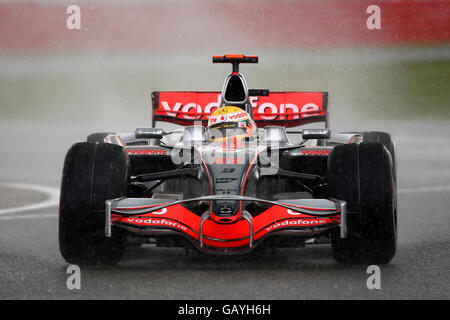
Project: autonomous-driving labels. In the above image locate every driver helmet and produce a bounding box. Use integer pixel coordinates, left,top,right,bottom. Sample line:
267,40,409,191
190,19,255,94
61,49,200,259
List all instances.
206,106,256,142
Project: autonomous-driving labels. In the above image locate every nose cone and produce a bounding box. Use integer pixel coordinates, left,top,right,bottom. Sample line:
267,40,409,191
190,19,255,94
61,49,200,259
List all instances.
211,204,242,224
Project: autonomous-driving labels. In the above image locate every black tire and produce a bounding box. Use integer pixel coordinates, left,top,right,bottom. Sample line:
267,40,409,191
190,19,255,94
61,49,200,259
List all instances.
86,132,115,143
361,131,396,182
328,142,397,264
59,142,129,266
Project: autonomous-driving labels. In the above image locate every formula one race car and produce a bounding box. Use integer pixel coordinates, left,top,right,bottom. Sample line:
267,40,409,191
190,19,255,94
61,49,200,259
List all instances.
59,54,397,265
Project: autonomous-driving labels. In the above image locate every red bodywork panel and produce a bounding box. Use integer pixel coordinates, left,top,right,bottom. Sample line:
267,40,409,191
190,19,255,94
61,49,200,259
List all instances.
113,203,339,249
152,91,328,128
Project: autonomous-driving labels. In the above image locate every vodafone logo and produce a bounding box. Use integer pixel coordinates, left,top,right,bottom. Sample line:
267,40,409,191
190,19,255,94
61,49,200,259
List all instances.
209,111,249,125
227,111,248,121
151,208,167,215
287,209,301,215
266,218,328,231
160,94,221,120
125,217,187,231
155,92,325,122
126,149,167,155
255,101,319,121
300,150,331,156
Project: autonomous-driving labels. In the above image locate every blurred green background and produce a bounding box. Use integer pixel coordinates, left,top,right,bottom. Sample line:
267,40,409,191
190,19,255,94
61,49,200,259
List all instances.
1,1,449,128
1,47,449,126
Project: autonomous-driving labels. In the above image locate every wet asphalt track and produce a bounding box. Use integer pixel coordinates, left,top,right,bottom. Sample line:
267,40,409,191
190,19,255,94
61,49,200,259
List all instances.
0,119,449,300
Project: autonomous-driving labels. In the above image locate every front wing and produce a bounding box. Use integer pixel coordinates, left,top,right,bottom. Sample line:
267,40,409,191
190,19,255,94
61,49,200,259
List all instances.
106,195,346,254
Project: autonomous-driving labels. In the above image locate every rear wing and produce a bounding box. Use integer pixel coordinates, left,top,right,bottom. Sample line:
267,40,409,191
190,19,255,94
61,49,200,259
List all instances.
151,91,328,128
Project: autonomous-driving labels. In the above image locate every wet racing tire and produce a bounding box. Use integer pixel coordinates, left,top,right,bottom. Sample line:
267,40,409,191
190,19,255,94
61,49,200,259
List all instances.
86,132,115,143
59,142,129,266
361,131,396,182
328,142,397,264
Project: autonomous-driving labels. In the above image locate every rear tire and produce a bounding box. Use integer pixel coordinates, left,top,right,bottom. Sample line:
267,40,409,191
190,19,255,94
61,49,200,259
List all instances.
86,132,115,143
361,131,396,182
59,142,129,266
328,142,397,264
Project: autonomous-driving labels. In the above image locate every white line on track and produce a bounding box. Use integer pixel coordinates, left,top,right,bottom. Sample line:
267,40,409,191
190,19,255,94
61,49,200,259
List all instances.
0,182,60,215
0,213,57,220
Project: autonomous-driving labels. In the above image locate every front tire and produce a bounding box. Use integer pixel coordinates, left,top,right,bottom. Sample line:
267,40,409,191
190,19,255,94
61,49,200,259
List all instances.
361,131,396,182
328,142,397,264
59,142,129,265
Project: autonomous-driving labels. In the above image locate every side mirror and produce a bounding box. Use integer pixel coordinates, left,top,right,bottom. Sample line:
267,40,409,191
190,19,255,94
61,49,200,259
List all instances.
264,126,291,146
135,128,164,139
302,129,331,140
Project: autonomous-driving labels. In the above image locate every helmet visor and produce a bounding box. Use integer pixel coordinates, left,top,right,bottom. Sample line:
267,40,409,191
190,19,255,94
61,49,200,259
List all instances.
205,120,250,141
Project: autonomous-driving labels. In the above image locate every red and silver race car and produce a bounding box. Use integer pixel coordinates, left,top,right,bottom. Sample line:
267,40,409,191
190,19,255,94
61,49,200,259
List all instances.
59,55,397,265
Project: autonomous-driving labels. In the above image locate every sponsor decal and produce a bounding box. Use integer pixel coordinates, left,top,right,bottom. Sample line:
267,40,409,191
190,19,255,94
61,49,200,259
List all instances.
126,149,167,155
266,218,328,231
300,149,331,156
287,209,301,215
227,110,249,121
125,217,187,231
216,106,231,114
150,208,167,215
155,92,326,121
208,116,218,124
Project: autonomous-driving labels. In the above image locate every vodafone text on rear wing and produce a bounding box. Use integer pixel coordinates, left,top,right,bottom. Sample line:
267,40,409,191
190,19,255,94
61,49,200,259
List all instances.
151,91,328,128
